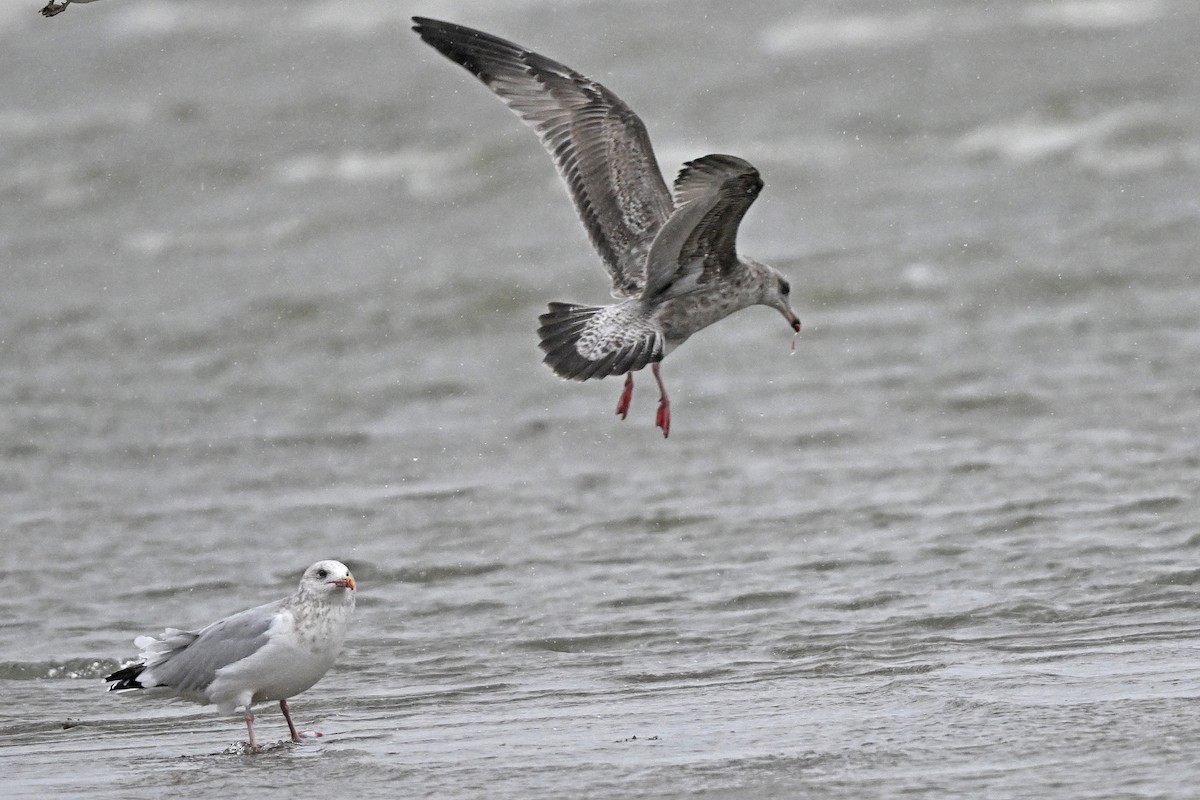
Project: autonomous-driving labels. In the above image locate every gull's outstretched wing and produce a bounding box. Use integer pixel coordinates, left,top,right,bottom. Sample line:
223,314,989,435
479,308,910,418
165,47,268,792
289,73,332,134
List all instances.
413,17,674,298
642,154,763,298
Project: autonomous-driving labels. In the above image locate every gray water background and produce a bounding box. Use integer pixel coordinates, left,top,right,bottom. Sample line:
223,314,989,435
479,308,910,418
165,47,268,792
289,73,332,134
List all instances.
2,0,1200,797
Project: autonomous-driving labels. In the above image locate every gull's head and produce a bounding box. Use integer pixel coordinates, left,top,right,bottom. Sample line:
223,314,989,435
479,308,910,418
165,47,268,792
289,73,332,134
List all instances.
300,560,356,596
748,258,802,334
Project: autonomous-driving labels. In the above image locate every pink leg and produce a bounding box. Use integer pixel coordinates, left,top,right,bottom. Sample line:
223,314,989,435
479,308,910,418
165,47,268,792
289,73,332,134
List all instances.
280,698,322,742
652,363,670,438
280,698,301,743
616,373,634,419
243,709,260,753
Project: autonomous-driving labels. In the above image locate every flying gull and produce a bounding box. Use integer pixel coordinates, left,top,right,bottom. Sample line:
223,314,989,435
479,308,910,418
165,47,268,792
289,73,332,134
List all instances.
105,560,356,752
40,0,102,17
413,17,801,437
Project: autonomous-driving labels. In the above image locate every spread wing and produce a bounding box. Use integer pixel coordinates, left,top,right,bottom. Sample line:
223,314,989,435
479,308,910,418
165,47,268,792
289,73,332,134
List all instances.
642,154,763,299
413,17,674,298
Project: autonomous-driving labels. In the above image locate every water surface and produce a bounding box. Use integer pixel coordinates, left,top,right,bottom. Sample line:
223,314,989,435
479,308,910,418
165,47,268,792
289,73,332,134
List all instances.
2,0,1199,797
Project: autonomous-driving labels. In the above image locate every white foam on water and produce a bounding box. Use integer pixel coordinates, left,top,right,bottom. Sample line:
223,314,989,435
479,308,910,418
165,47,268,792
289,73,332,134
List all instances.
103,1,244,39
0,102,152,141
761,10,940,54
1022,0,1164,29
298,0,599,37
298,0,410,37
123,216,305,258
957,104,1177,173
271,146,475,199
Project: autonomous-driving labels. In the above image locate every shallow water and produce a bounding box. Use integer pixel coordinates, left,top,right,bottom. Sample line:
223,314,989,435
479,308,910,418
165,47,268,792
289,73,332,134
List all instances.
2,0,1200,797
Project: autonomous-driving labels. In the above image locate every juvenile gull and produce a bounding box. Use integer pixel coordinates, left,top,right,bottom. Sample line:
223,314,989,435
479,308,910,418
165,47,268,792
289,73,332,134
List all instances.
105,560,356,752
40,0,102,17
413,17,802,437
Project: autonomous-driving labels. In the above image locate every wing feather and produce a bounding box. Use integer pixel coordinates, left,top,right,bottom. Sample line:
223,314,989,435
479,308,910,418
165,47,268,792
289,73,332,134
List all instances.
673,154,763,284
414,17,674,297
137,603,281,696
642,154,763,298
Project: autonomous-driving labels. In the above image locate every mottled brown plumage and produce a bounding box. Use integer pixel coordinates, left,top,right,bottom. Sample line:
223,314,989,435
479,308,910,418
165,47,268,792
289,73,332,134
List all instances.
413,18,801,437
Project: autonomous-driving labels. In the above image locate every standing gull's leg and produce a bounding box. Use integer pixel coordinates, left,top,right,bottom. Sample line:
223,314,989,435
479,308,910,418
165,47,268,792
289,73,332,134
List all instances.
280,697,323,741
280,698,301,743
243,709,260,752
652,363,670,438
616,373,634,419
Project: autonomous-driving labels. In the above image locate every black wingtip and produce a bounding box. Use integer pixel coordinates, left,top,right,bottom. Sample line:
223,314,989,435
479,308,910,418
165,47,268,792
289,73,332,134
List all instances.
104,662,147,691
411,17,483,44
411,16,450,45
411,17,500,81
675,154,759,188
411,16,440,43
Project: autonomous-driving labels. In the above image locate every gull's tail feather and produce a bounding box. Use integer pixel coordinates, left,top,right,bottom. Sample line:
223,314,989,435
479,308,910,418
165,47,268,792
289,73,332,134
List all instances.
105,662,147,692
538,302,663,381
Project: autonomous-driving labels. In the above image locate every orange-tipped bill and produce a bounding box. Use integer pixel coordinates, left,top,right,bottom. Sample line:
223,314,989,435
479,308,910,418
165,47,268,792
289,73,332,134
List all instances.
331,576,355,590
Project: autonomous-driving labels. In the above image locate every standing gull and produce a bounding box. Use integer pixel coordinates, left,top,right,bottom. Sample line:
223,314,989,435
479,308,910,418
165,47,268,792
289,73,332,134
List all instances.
105,560,356,752
413,17,802,437
40,0,102,17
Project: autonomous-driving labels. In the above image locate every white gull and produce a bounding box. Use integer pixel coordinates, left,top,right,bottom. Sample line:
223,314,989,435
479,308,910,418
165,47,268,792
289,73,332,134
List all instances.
413,17,802,438
105,560,356,752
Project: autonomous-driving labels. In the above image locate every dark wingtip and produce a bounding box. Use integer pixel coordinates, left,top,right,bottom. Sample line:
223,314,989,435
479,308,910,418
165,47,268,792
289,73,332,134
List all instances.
410,17,501,82
672,153,763,207
104,662,147,691
411,16,441,36
411,17,447,44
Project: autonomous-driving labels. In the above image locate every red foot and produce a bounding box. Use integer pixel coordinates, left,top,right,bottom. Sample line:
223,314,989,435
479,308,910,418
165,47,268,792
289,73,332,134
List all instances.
655,400,670,438
616,373,634,419
651,363,670,438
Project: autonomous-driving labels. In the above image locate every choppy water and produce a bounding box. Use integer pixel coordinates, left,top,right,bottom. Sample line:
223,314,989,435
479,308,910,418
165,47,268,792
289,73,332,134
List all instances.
3,0,1200,797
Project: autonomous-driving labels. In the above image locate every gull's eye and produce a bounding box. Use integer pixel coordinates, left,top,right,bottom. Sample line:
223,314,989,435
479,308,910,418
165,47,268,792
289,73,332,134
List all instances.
316,568,329,579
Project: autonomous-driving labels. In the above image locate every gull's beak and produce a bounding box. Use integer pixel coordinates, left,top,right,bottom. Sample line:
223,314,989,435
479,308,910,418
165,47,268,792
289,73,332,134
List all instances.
769,292,801,333
331,576,355,590
777,304,801,353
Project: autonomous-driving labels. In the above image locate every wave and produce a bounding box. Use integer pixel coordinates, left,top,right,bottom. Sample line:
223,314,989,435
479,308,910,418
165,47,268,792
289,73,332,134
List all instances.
957,104,1196,174
761,10,940,55
0,102,150,143
122,216,307,258
271,146,473,199
1022,0,1164,30
762,1,1165,56
0,658,114,681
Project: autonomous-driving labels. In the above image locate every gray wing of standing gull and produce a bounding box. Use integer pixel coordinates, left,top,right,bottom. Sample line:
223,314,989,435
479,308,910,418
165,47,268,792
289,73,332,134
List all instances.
135,603,279,695
413,17,674,298
642,154,765,299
